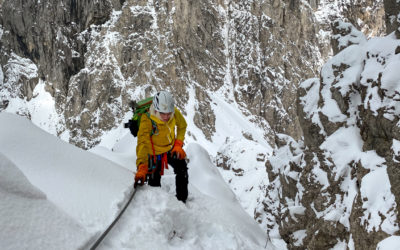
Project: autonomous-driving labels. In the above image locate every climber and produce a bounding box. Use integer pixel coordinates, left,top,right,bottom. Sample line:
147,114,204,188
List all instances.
134,90,189,203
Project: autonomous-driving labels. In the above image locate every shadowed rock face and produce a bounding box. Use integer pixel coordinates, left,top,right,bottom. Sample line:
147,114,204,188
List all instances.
0,0,386,148
0,0,115,97
384,0,400,38
0,0,120,147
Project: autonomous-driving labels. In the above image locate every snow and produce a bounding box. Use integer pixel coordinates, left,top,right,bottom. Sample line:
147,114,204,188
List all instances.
96,143,268,250
188,143,237,203
214,136,270,214
4,53,38,82
332,21,367,50
299,78,326,134
321,126,364,176
292,229,306,247
381,54,400,96
0,112,270,249
360,166,398,234
288,206,306,220
377,236,400,250
360,34,400,116
1,52,64,136
331,240,347,250
319,124,398,234
319,45,364,123
0,152,89,250
0,112,133,234
180,84,275,229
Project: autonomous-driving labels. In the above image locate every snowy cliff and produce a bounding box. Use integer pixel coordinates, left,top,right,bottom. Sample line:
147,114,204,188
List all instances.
263,21,400,249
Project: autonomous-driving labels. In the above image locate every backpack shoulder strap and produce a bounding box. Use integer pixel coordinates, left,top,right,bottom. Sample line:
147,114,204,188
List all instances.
145,112,158,164
146,112,158,136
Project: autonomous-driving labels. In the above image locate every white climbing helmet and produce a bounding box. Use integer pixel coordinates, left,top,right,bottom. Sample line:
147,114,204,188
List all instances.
153,91,175,113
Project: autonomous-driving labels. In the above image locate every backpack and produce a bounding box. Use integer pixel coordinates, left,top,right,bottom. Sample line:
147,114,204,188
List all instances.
125,97,154,137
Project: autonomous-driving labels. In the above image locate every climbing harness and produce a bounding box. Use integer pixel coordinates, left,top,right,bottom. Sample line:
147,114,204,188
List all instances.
88,185,138,250
147,152,169,181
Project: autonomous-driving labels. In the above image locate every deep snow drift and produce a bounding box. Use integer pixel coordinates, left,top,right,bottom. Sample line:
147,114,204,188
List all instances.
0,112,273,250
0,152,89,250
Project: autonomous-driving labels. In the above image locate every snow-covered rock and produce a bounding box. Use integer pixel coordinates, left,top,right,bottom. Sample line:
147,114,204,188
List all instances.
263,21,400,249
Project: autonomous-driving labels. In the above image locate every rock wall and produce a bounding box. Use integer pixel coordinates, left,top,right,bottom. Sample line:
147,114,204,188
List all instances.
0,0,120,100
262,21,400,249
0,0,389,148
1,0,334,148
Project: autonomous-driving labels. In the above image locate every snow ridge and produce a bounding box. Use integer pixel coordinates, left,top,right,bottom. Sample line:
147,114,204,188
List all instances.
0,112,269,249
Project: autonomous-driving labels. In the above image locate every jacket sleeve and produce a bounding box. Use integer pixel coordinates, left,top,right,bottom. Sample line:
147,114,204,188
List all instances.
136,114,152,167
174,108,187,142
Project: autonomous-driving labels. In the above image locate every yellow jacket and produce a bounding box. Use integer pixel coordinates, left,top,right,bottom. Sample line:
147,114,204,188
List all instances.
136,106,187,166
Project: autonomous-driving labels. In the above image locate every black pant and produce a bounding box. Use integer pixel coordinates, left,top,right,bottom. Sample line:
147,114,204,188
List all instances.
147,152,188,202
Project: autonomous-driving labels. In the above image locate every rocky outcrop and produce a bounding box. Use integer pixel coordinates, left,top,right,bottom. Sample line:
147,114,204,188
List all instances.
263,21,400,249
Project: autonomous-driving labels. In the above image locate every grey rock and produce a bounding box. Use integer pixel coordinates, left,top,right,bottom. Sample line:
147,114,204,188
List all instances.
384,0,400,38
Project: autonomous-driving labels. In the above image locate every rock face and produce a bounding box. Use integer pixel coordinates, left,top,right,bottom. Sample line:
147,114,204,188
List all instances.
1,0,382,148
341,0,386,37
384,0,400,38
0,0,122,145
0,0,118,99
262,21,400,249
